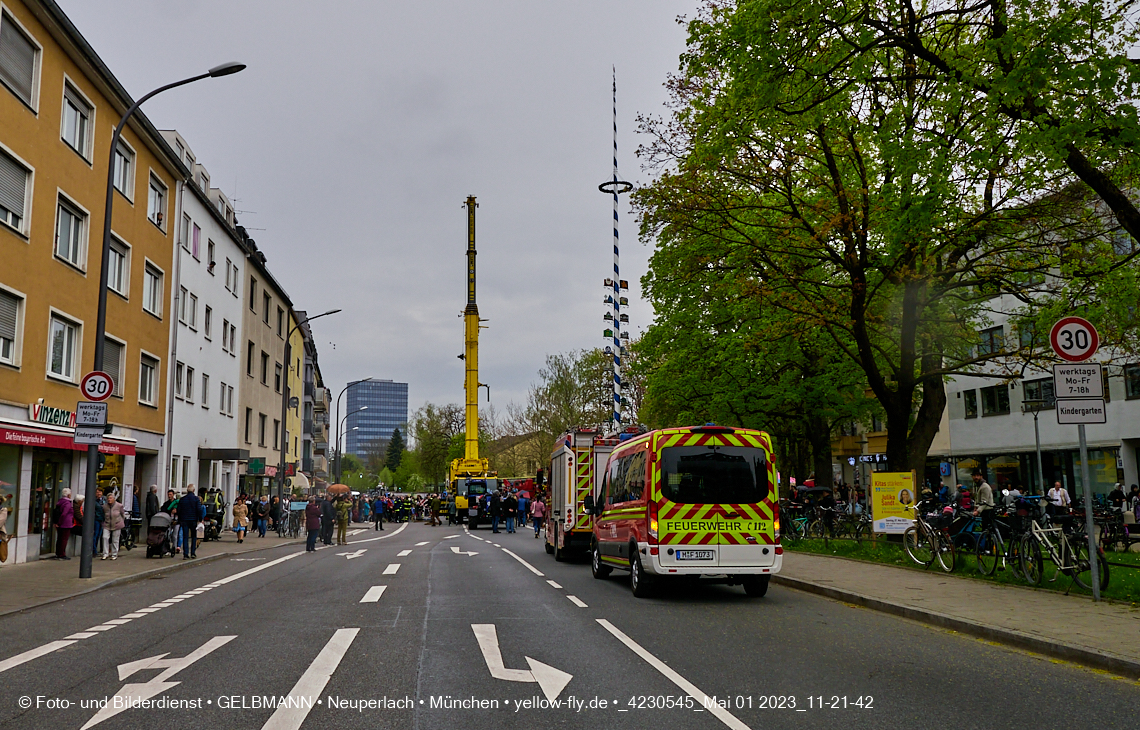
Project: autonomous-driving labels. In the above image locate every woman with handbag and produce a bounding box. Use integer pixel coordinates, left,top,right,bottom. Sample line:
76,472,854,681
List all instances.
232,498,250,543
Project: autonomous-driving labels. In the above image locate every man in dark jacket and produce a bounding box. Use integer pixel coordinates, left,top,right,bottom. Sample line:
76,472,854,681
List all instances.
305,497,322,552
319,494,335,545
145,485,160,526
372,496,385,531
490,491,502,534
176,486,202,559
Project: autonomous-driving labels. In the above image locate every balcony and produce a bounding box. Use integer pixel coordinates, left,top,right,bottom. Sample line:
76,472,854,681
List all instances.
313,455,328,477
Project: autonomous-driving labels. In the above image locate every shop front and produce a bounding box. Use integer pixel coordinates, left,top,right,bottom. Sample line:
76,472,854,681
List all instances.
0,419,136,564
950,447,1121,501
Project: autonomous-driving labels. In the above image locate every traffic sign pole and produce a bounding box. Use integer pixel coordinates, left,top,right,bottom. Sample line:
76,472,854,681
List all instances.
1077,424,1100,600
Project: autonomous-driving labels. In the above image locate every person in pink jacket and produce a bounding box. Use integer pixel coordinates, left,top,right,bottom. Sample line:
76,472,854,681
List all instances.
530,496,546,538
102,492,126,560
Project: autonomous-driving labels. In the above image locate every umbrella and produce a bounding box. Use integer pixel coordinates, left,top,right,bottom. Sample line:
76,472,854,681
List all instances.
327,483,350,496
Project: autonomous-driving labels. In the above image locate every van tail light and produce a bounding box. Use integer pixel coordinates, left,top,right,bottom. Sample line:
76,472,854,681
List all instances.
773,501,780,542
648,502,659,544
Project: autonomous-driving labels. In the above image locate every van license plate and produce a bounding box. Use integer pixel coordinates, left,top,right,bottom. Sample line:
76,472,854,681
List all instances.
468,509,479,517
676,550,714,561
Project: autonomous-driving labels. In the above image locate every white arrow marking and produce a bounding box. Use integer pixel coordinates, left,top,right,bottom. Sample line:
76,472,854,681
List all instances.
471,624,572,702
450,546,479,556
82,636,236,729
360,586,387,603
336,549,367,559
262,628,358,730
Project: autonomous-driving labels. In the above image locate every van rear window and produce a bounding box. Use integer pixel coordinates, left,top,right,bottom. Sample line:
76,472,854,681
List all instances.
661,446,769,504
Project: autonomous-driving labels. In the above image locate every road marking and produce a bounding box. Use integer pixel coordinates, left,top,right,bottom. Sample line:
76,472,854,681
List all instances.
172,594,194,599
82,636,236,729
214,552,301,585
136,608,162,613
450,546,479,556
86,625,117,632
336,549,367,559
262,628,359,730
348,521,407,544
501,548,544,576
120,613,146,619
66,632,97,640
444,534,460,539
567,596,588,608
148,602,173,608
596,619,751,730
472,624,572,702
415,541,430,546
546,580,562,589
164,598,184,602
383,564,401,575
493,543,501,547
348,529,365,536
397,549,413,556
360,586,387,603
0,641,77,673
104,619,132,625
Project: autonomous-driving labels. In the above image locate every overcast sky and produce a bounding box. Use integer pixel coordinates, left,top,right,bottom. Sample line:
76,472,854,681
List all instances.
58,0,697,433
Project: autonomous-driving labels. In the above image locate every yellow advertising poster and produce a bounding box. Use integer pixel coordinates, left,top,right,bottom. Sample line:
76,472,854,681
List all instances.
872,471,916,534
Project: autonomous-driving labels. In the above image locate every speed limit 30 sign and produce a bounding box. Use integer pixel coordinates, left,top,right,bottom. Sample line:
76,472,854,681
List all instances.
1049,317,1099,362
80,371,114,402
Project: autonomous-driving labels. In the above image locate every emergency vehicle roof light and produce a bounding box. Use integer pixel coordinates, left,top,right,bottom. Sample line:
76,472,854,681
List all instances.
690,425,736,434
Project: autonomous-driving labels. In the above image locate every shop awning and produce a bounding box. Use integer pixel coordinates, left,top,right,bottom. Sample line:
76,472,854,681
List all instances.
198,447,250,461
0,422,136,456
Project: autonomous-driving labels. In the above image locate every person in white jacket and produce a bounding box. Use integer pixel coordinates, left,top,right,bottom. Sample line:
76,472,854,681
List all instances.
102,492,126,560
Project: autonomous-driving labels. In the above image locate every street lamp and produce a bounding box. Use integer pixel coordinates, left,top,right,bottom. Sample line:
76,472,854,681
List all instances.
1023,399,1049,495
278,309,341,500
79,62,246,580
336,408,368,482
334,378,373,482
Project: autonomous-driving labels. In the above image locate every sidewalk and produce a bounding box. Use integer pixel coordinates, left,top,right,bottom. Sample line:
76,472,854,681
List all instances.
775,551,1140,677
0,528,307,616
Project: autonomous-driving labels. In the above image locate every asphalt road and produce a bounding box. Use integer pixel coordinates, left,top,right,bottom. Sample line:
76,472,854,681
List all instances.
0,519,1134,730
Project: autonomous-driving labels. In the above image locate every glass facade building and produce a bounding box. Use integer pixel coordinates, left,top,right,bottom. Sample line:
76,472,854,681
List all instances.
346,380,409,460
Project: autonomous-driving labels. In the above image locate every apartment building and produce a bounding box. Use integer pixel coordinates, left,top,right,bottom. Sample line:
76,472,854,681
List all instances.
0,0,185,562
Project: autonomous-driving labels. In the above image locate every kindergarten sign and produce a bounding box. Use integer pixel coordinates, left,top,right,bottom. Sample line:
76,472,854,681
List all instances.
872,471,916,534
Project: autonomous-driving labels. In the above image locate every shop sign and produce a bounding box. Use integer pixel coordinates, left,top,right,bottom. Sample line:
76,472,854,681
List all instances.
0,426,134,455
859,454,888,463
248,457,265,475
28,403,77,428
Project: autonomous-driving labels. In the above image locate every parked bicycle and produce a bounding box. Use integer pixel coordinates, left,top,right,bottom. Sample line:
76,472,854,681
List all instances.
1020,516,1110,592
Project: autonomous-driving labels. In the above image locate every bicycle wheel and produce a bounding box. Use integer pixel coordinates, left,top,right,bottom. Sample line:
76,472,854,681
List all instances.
934,531,956,573
975,528,1002,575
1071,540,1110,592
1018,534,1042,586
807,520,825,539
903,525,934,566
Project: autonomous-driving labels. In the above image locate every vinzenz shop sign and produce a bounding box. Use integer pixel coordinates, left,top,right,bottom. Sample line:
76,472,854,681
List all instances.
28,403,77,428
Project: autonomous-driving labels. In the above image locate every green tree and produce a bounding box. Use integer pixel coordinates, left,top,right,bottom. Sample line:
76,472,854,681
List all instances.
336,453,362,482
386,428,405,470
635,0,1140,472
409,403,464,484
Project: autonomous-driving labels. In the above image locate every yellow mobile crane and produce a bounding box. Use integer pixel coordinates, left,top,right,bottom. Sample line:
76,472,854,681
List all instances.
449,196,498,528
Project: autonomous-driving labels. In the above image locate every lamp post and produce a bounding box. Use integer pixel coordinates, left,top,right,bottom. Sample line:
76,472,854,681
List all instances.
336,409,368,482
79,62,246,580
1023,399,1049,495
334,378,373,482
278,309,340,500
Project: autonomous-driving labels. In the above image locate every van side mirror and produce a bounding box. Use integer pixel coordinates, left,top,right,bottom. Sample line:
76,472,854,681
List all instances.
583,494,595,514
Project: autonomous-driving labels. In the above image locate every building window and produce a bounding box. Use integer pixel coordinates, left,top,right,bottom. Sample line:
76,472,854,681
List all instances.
192,223,201,260
54,198,86,268
964,389,978,419
224,258,232,290
1023,377,1055,410
277,307,284,337
178,286,188,323
185,366,194,403
273,420,280,451
180,214,190,249
249,276,257,311
247,341,255,376
147,175,166,227
229,324,236,356
258,413,267,446
0,288,19,364
261,351,269,385
227,385,234,416
61,83,92,159
143,263,163,317
48,314,79,380
174,361,184,397
0,149,29,233
204,306,212,339
113,142,133,197
275,362,282,393
219,381,227,412
201,373,209,409
0,10,39,108
139,354,157,405
245,408,253,443
980,384,1010,416
187,293,197,329
100,337,123,397
1125,365,1140,400
221,319,230,352
1019,322,1036,350
108,238,128,296
263,292,271,325
977,326,1004,357
207,240,215,272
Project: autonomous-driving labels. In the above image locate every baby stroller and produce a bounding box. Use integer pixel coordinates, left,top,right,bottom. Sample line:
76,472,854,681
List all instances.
146,512,175,558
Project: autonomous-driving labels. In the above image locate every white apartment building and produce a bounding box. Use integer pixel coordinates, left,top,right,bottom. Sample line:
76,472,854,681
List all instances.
161,131,247,512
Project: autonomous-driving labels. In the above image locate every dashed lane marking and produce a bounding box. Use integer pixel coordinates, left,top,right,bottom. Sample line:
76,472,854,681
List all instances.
397,549,413,557
500,548,544,577
546,580,562,589
360,586,387,603
415,541,430,546
383,564,401,575
567,596,588,608
0,641,77,674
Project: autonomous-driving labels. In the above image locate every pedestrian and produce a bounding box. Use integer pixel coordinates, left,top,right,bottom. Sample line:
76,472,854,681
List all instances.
1046,480,1070,518
305,496,321,551
335,495,351,545
102,492,126,560
361,499,371,523
490,491,502,533
254,495,269,538
177,485,202,559
504,491,517,533
517,492,529,526
430,493,441,527
232,497,249,543
320,494,335,545
269,495,283,536
145,485,160,526
53,488,74,560
92,487,105,556
531,495,545,538
372,495,385,531
971,470,995,530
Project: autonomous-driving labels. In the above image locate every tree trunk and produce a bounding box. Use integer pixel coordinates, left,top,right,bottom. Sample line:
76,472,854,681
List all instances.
806,414,833,489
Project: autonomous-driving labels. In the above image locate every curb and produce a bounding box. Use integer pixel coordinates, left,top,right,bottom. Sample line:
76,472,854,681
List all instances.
771,574,1140,678
0,537,302,619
